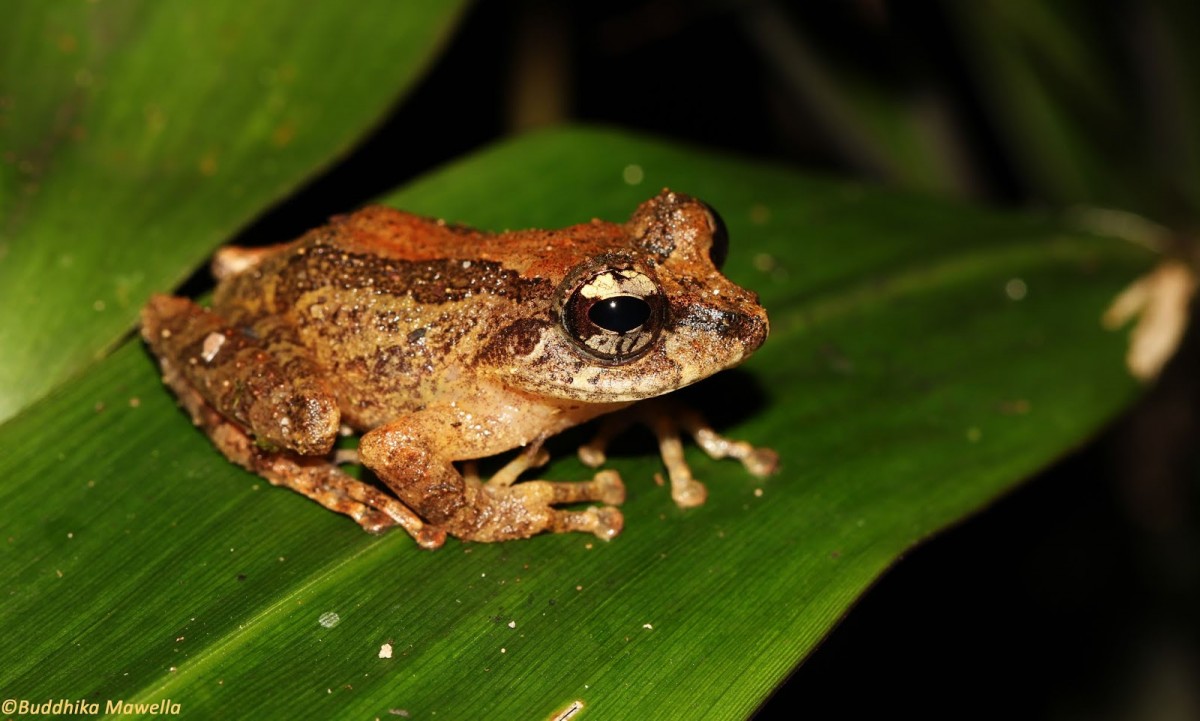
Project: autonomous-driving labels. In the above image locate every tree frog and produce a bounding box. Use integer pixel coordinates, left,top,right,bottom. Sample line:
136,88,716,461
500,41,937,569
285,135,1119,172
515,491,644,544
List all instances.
141,190,776,549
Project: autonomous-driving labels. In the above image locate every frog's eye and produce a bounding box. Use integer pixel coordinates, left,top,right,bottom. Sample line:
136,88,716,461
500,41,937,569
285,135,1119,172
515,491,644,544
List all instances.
702,202,729,270
562,268,664,363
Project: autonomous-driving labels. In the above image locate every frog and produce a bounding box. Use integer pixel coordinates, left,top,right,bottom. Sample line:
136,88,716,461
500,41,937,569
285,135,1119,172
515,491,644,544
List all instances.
140,189,776,549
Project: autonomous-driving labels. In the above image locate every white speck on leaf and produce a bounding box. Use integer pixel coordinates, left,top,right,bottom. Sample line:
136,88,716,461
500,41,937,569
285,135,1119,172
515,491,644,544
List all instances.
318,612,340,628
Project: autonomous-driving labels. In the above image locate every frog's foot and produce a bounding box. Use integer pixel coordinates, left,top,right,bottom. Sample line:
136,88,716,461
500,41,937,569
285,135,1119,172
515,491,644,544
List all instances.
233,434,445,549
257,453,446,549
446,473,625,543
457,442,624,540
578,398,778,509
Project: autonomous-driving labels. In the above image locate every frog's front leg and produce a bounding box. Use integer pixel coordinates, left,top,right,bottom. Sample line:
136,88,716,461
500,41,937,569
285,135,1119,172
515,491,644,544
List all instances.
358,417,625,543
579,398,778,508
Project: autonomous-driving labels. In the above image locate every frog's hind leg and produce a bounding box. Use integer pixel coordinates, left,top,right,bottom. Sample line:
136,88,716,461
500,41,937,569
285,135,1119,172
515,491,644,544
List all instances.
141,294,445,549
254,451,445,549
141,294,340,455
199,389,443,548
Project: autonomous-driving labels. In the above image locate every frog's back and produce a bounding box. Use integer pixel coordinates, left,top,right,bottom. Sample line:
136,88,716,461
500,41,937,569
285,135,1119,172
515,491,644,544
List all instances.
213,207,556,429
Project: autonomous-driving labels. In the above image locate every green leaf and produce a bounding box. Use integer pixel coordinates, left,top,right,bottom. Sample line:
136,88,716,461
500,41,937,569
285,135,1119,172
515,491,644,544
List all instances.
0,128,1150,718
0,0,467,423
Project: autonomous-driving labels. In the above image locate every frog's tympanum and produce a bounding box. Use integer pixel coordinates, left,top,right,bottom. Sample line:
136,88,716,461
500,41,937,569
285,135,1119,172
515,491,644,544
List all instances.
142,190,776,549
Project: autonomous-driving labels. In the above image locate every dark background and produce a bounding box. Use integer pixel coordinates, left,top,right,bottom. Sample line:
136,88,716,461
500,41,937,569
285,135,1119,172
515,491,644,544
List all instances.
233,2,1200,718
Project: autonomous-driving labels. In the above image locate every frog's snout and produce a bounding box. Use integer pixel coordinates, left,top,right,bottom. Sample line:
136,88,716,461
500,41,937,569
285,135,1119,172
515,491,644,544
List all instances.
719,302,768,354
676,302,769,354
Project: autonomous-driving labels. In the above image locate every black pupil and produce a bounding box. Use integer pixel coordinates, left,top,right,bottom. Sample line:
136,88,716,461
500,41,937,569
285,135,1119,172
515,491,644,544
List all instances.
588,296,651,333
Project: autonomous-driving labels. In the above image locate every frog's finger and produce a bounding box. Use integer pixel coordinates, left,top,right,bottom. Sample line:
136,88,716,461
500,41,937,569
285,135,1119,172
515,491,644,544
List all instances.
677,407,780,478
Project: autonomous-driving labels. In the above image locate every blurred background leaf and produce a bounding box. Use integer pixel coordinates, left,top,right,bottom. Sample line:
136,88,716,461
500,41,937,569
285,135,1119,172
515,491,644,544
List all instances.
722,2,1200,224
0,1,467,423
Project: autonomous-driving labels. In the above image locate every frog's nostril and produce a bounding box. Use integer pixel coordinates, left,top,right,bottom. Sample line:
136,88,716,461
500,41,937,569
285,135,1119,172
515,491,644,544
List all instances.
733,311,768,352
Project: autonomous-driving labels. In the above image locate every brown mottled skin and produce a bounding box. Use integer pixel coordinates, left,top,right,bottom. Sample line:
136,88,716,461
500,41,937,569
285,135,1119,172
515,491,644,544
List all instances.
141,190,774,549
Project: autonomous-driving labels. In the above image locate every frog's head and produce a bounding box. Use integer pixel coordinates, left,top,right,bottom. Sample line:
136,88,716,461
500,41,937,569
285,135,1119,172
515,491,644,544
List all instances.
481,191,769,404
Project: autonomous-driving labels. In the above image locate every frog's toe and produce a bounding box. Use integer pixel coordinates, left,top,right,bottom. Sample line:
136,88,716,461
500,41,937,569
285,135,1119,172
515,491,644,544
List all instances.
672,478,708,509
352,507,396,535
578,444,607,468
744,447,780,477
592,506,624,540
594,469,625,505
548,505,623,540
413,525,447,550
